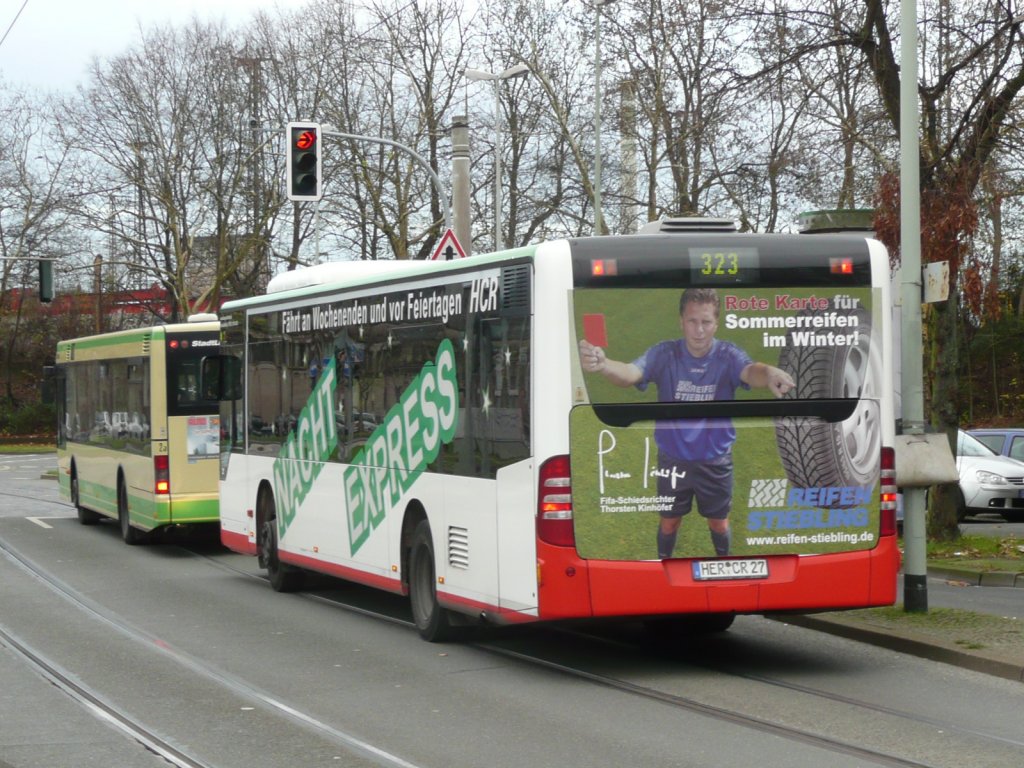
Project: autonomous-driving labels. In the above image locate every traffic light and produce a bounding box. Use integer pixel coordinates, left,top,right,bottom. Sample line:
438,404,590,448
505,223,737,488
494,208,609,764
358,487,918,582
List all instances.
286,121,322,202
39,259,53,303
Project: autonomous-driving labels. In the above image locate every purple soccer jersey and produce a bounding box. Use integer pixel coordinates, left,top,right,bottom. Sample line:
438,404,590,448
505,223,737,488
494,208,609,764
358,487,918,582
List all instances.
633,338,752,460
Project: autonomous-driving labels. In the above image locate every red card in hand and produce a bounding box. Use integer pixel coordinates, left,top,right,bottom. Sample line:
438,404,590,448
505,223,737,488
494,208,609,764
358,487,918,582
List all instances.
583,314,608,347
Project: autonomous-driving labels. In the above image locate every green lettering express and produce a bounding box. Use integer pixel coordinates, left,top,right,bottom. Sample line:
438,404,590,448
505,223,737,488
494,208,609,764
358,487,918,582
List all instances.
272,359,339,537
344,339,459,555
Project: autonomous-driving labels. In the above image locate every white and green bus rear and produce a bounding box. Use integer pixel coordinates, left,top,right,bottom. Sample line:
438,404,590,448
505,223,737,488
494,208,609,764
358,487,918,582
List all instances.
55,317,221,543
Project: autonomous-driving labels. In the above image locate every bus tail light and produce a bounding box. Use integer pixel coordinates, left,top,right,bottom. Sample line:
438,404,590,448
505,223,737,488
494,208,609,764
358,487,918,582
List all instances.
154,454,170,495
537,455,575,547
879,446,897,536
829,257,855,275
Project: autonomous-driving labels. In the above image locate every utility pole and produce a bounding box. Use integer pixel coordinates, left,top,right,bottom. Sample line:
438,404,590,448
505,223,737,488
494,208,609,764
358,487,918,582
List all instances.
619,79,638,233
93,254,103,334
900,0,928,613
451,115,472,257
235,49,272,288
593,0,618,235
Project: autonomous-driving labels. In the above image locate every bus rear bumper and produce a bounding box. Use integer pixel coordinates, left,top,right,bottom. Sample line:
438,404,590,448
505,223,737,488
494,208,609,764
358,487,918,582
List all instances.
537,537,901,620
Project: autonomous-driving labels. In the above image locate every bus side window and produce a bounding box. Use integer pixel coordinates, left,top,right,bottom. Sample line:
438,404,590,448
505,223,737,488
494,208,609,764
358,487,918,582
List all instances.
201,355,242,401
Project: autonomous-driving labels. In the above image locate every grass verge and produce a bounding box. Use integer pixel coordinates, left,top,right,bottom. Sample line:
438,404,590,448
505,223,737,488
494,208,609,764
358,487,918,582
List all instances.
0,443,56,454
829,605,1024,654
924,534,1024,572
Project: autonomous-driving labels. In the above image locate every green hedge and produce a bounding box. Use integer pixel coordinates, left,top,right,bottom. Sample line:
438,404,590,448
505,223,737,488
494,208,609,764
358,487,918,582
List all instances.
0,402,56,437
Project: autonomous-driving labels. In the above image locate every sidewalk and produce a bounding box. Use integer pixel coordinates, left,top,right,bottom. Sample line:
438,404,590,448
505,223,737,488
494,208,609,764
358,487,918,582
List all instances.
781,565,1024,683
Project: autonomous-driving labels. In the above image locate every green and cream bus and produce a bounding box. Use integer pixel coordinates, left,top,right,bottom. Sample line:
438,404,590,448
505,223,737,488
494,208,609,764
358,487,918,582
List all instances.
55,316,221,543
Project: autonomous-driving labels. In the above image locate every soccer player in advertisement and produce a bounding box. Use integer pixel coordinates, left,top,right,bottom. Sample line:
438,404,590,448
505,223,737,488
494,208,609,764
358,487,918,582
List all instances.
579,288,795,558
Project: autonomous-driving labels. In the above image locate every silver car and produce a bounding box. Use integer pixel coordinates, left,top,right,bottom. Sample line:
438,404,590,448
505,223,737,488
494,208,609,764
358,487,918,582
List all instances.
956,430,1024,522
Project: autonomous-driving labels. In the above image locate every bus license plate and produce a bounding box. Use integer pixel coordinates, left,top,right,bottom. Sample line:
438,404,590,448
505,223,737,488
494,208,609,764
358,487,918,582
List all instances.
692,559,769,581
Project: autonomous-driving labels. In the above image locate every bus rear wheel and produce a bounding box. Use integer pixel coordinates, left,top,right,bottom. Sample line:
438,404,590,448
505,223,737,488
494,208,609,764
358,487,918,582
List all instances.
71,467,101,525
118,480,145,545
409,520,457,642
644,613,736,638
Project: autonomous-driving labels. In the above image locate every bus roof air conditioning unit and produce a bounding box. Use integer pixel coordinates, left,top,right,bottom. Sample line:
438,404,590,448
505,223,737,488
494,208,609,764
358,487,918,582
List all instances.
637,217,738,234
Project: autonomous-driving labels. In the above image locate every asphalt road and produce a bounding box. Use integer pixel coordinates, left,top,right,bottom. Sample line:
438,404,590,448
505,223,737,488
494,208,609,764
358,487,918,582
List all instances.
961,510,1024,538
2,452,1023,768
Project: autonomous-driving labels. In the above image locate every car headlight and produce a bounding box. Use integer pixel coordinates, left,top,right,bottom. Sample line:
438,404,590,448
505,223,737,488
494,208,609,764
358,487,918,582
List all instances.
975,469,1008,485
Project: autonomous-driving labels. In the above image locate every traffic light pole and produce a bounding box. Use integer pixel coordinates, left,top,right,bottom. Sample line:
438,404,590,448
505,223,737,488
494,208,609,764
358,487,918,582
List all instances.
322,130,452,232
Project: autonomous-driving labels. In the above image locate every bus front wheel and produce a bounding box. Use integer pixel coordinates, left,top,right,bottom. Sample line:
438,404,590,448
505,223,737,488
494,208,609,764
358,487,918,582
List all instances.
408,520,457,642
260,494,304,593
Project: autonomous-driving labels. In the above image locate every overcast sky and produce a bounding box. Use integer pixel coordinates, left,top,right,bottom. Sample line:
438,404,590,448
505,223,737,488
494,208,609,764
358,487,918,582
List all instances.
0,0,309,92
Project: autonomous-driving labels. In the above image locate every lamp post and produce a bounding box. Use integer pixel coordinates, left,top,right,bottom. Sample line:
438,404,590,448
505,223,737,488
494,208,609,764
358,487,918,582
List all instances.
594,0,618,236
93,254,103,334
465,63,531,252
899,0,927,613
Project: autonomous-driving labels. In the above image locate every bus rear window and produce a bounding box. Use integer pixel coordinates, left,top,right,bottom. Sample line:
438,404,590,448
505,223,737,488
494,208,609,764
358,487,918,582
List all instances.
167,334,219,415
573,285,877,406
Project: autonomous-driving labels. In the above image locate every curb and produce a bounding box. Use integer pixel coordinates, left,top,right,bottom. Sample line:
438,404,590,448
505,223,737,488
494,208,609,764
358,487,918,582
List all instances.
927,565,1024,588
778,614,1024,684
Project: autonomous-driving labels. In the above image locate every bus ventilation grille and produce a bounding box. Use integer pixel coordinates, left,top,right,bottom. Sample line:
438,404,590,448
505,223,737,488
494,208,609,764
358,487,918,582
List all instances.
501,265,531,316
447,526,470,570
638,217,738,234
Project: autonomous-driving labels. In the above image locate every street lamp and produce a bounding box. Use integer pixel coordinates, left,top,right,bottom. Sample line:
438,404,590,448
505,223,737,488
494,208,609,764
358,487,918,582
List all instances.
594,0,618,236
465,62,531,252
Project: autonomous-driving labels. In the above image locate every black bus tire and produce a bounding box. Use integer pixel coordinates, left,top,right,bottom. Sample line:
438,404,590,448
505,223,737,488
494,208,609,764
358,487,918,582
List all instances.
644,613,735,638
71,465,101,525
260,493,304,593
118,478,145,545
409,520,458,642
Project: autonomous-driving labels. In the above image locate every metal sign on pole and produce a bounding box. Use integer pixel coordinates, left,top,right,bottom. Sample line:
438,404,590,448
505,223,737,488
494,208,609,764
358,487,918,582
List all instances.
923,262,950,303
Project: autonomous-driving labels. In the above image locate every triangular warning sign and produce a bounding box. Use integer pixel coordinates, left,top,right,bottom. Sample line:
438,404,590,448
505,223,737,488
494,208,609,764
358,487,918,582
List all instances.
430,228,467,261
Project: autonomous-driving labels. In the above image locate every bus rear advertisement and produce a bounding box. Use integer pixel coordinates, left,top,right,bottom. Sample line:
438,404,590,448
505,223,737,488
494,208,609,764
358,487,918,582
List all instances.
211,224,898,640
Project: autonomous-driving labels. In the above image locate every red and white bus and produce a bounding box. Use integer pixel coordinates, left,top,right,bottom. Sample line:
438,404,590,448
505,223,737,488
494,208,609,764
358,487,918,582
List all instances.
210,219,898,640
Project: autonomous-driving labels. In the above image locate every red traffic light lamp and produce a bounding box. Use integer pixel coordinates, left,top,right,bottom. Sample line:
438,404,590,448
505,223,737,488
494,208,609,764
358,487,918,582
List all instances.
286,122,322,202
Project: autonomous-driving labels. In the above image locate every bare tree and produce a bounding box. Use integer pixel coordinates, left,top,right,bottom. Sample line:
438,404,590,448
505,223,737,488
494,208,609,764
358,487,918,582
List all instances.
469,0,592,244
61,19,273,320
0,86,81,405
739,0,1024,537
